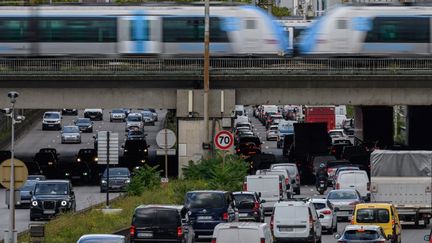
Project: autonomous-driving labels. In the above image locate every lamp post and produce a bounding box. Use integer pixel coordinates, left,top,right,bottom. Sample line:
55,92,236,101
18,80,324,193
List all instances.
203,0,210,155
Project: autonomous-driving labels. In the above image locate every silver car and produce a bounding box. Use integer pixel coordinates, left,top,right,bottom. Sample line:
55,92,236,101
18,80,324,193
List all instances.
61,125,81,144
335,225,391,243
125,113,144,132
310,198,337,234
110,109,126,122
270,163,301,195
326,189,362,221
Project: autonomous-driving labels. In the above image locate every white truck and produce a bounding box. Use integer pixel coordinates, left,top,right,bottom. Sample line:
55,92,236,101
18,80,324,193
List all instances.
244,175,286,215
370,150,432,226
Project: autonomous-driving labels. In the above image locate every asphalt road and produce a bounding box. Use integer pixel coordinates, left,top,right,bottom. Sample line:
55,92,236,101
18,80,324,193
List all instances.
0,108,167,241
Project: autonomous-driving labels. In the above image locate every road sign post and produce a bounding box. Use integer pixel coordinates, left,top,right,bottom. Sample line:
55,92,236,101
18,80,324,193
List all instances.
156,129,176,179
97,131,119,209
214,130,234,168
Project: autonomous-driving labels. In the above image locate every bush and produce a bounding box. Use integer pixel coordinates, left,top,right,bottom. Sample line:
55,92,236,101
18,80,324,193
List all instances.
127,165,161,196
170,179,208,204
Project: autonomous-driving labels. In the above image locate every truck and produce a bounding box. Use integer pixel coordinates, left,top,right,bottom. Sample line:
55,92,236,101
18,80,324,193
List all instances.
303,106,335,131
370,150,432,226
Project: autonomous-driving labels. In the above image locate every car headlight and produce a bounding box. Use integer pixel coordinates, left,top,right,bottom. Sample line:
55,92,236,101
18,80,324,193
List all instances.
60,200,67,207
94,157,98,162
55,120,61,124
125,179,130,183
48,162,53,165
124,149,128,152
144,149,148,153
77,158,81,162
101,180,107,184
31,201,38,207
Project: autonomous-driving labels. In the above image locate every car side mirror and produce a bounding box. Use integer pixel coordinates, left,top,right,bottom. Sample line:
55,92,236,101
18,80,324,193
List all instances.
258,192,262,197
334,207,339,212
261,199,266,203
334,233,341,239
319,214,325,219
424,235,430,241
71,191,75,196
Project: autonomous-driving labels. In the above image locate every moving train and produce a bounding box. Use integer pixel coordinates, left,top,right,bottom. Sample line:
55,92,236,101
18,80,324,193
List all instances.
298,5,432,56
0,4,290,56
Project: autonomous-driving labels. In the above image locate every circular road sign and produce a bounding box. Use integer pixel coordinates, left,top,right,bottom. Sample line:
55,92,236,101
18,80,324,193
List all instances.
0,159,28,189
214,130,234,150
156,129,177,149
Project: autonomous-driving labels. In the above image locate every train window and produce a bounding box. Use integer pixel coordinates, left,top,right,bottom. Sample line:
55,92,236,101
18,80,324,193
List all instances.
245,19,256,29
129,20,150,41
163,17,229,43
0,18,29,42
38,17,117,42
336,19,347,29
365,17,430,43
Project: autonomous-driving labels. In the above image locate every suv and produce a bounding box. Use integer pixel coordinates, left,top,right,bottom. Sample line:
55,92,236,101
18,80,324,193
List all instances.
232,191,264,222
100,167,131,193
84,108,103,121
184,191,237,240
271,200,322,243
61,109,78,116
42,111,62,130
33,149,58,178
122,140,149,169
130,205,189,243
30,180,76,221
126,113,144,132
110,109,126,122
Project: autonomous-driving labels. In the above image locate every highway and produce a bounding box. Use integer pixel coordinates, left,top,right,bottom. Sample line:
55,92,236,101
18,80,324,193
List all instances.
0,108,167,241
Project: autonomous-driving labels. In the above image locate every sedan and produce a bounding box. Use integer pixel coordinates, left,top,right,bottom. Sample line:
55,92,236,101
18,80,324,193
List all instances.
335,225,391,243
61,126,81,144
74,118,93,133
77,234,126,243
326,189,363,221
141,110,155,126
311,198,337,234
126,129,146,141
266,125,278,141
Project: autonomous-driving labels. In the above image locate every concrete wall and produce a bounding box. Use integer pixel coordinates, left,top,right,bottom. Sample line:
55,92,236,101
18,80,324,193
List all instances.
176,90,236,118
178,119,206,177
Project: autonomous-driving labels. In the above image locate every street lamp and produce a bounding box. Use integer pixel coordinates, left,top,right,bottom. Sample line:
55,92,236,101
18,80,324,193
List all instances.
3,91,25,243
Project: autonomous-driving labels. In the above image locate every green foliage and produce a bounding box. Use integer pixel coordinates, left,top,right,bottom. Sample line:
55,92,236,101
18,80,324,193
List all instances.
127,165,161,196
271,6,291,17
183,152,248,191
170,179,208,203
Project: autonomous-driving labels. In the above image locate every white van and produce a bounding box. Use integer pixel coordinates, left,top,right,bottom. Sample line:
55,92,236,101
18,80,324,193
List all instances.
212,222,273,243
271,201,322,243
255,169,293,199
262,105,278,115
335,170,370,201
244,175,286,215
235,105,246,117
336,115,347,129
335,105,347,116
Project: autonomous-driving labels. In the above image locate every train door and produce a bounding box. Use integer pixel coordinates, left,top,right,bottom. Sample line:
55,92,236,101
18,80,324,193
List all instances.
118,16,160,55
331,18,351,54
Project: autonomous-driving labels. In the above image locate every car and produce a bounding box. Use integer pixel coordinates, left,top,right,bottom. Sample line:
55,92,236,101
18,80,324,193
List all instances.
352,203,402,243
232,191,265,222
330,139,353,159
77,234,126,243
126,113,144,132
270,163,301,195
42,111,62,130
255,169,293,199
244,175,286,215
27,175,46,181
110,109,126,122
76,149,98,163
74,118,93,133
122,140,149,168
84,108,103,121
61,125,81,144
271,200,322,243
326,159,353,185
33,150,58,178
329,129,347,139
183,190,237,240
148,108,158,121
16,179,38,208
326,189,363,221
235,136,262,157
335,225,392,243
141,110,155,126
100,167,131,193
334,170,370,201
69,148,99,184
425,228,432,243
126,129,147,141
129,205,190,243
61,109,78,116
212,222,273,243
310,198,338,234
30,180,76,221
266,125,278,141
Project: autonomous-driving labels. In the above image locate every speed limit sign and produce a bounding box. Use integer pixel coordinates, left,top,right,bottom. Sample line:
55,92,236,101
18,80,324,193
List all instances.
214,130,234,150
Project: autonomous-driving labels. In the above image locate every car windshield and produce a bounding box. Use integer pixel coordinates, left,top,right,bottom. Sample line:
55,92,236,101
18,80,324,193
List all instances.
142,111,152,117
103,168,130,177
185,192,225,209
63,126,79,133
76,118,91,124
44,113,59,119
233,194,255,203
272,165,297,177
112,109,123,113
127,116,142,122
356,208,390,223
128,131,144,136
35,153,55,161
270,126,278,131
344,230,380,240
80,150,95,155
34,183,68,195
328,191,358,200
20,180,37,191
329,131,344,137
313,202,326,210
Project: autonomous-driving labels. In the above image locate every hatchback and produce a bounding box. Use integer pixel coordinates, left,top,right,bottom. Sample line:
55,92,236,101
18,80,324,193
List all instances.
77,234,126,243
335,225,391,243
310,198,337,234
326,189,363,221
232,191,264,222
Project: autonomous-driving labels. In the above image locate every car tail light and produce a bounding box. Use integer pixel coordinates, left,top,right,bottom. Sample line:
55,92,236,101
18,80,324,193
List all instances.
260,238,266,243
270,214,274,231
335,183,340,189
367,182,371,191
253,202,260,211
211,238,216,243
285,178,289,186
331,148,336,154
309,214,313,228
296,174,300,182
177,226,183,237
391,218,395,226
243,182,247,191
321,210,332,215
130,225,136,238
223,212,228,221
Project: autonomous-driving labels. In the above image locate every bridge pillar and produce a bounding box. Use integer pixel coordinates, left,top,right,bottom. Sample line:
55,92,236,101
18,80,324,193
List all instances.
406,105,432,149
354,106,394,148
176,89,235,177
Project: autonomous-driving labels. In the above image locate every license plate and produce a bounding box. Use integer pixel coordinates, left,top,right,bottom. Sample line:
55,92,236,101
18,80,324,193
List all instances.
137,232,153,238
239,213,248,217
44,210,55,214
48,124,54,127
320,183,325,187
198,216,212,220
279,227,293,232
339,211,351,216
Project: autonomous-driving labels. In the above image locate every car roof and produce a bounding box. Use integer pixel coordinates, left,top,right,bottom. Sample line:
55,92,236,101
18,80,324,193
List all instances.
232,191,256,196
328,189,358,194
310,198,328,203
128,113,142,116
344,225,383,231
355,203,393,209
36,180,70,184
329,129,345,132
187,190,227,194
271,163,296,167
215,222,267,229
135,204,184,211
338,170,367,176
84,108,102,112
44,111,60,114
63,125,79,128
275,201,309,207
78,234,125,240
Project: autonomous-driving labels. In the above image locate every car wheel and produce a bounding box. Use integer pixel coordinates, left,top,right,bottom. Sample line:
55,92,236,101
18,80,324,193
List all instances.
316,236,322,243
333,221,338,232
110,119,112,122
295,188,300,195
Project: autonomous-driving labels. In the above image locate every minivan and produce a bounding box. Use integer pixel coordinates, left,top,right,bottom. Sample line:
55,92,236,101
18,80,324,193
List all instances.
335,170,370,201
212,222,273,243
271,200,322,243
184,191,237,240
130,205,189,243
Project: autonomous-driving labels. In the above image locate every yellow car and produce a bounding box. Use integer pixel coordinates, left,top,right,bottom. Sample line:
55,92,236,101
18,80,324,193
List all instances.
351,203,401,243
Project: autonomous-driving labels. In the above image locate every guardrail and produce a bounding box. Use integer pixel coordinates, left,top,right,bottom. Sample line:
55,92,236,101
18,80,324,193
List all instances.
0,58,432,75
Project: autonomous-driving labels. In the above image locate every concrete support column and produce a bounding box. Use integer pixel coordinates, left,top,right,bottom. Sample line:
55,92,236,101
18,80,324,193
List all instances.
354,106,363,142
407,105,432,149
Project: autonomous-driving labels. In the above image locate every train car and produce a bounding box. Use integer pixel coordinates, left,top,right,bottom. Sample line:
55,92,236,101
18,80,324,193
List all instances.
298,5,432,56
0,4,289,56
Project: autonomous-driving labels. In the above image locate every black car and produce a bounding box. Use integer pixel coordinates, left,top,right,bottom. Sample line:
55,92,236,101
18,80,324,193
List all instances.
130,205,189,243
232,191,265,222
126,130,147,141
16,180,38,208
64,149,99,184
184,191,237,239
33,150,58,178
30,180,76,221
74,118,93,133
235,136,262,157
100,167,131,193
122,140,149,169
76,149,98,163
84,109,103,121
61,109,78,116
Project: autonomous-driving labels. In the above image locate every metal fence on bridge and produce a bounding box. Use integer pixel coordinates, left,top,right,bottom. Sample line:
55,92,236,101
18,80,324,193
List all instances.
0,58,432,75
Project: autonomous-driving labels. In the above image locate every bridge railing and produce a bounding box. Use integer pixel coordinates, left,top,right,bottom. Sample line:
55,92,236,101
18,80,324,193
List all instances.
0,58,432,75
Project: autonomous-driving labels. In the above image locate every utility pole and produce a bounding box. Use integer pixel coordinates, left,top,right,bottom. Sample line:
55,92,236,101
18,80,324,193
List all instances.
203,0,210,156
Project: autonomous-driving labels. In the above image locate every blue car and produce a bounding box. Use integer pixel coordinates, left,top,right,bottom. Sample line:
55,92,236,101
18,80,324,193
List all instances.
77,234,126,243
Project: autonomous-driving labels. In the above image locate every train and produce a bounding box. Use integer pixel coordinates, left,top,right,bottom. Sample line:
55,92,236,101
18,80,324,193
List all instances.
0,4,290,56
298,5,432,56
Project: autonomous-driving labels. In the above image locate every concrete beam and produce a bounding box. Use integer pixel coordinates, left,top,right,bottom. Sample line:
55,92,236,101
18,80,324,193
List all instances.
176,89,235,118
0,88,177,109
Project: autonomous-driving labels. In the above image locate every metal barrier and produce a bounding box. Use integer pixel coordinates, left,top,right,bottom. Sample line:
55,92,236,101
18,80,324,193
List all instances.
0,58,431,75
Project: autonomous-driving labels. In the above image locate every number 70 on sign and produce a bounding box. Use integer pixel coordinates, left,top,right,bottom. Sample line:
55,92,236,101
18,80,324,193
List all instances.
214,130,234,150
